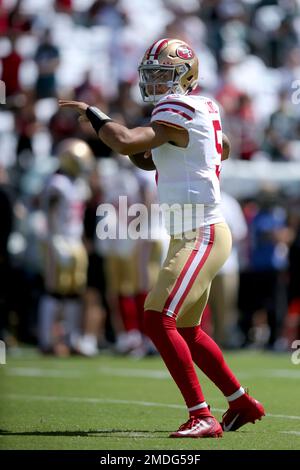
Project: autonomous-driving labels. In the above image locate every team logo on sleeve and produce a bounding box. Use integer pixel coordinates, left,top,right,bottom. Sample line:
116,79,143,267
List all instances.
176,45,194,59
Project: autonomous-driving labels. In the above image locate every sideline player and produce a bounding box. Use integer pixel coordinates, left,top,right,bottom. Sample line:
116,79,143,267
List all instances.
38,139,94,355
59,38,264,438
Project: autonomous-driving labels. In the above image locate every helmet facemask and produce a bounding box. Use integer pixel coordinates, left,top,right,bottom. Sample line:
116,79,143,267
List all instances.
138,61,190,103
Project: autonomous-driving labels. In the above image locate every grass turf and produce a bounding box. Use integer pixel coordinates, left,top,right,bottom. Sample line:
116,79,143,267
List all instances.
0,349,299,450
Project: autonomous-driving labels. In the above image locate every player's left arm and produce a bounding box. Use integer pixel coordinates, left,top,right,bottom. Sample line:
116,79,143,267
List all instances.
221,133,231,161
58,100,187,154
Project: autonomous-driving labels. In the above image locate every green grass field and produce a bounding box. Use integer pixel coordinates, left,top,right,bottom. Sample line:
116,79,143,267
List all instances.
0,349,299,450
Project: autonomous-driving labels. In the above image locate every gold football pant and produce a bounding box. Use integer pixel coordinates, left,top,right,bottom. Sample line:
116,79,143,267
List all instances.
144,222,232,327
43,237,87,296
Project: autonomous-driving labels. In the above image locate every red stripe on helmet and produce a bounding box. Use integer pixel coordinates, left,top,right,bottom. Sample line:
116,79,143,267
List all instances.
146,38,169,59
146,40,159,59
153,38,169,59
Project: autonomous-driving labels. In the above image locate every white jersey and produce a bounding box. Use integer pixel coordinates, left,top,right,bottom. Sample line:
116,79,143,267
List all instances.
151,93,224,234
96,160,140,256
43,173,86,240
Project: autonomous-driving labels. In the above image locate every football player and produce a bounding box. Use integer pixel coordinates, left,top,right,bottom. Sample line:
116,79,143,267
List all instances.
96,158,143,354
38,139,94,355
59,38,264,437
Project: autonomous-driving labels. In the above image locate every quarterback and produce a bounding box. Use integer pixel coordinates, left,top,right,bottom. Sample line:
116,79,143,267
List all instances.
59,38,264,438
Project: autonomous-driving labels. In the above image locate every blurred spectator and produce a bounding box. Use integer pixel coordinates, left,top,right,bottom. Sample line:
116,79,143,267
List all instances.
0,166,13,340
1,35,22,100
74,71,103,105
55,0,73,14
79,167,111,355
8,0,32,34
239,186,291,348
268,17,298,68
262,90,300,161
15,94,39,165
288,209,300,323
34,29,60,100
218,87,259,159
233,93,259,160
87,0,126,29
0,1,8,36
280,47,300,87
278,207,300,348
49,106,79,152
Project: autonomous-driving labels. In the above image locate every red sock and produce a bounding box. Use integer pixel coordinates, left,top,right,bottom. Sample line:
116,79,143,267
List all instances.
135,292,148,333
178,325,241,397
118,295,139,332
144,310,211,417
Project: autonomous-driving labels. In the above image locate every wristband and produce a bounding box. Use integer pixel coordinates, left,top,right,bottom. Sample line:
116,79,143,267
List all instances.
86,106,113,134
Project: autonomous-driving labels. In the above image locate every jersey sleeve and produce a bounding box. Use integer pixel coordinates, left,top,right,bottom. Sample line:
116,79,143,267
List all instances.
151,96,195,130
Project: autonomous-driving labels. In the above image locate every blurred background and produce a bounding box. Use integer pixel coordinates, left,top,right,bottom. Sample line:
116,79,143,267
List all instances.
1,0,300,358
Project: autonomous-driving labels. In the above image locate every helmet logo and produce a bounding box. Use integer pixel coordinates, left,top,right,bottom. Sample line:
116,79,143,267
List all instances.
176,45,194,59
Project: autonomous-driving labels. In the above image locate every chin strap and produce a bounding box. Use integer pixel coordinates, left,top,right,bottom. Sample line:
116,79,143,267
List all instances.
86,106,113,134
